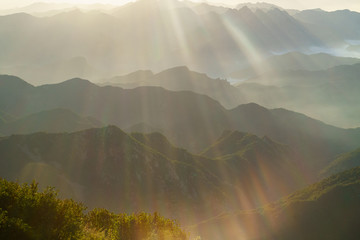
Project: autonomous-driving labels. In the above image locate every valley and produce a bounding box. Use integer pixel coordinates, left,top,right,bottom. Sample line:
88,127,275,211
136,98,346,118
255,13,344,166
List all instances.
1,0,360,239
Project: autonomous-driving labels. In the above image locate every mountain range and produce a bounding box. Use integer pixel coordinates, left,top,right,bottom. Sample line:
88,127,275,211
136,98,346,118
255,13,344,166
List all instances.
1,74,360,179
101,66,244,109
0,0,359,84
0,125,308,224
293,9,360,43
100,59,360,128
0,126,225,222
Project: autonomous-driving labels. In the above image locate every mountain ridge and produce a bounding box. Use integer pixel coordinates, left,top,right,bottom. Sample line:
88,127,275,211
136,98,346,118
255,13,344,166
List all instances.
1,74,360,178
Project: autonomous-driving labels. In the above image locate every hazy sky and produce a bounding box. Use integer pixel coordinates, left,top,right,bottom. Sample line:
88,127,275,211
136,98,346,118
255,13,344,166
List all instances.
0,0,359,12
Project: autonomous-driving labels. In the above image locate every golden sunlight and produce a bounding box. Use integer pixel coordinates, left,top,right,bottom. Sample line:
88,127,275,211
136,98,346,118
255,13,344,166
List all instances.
45,0,134,5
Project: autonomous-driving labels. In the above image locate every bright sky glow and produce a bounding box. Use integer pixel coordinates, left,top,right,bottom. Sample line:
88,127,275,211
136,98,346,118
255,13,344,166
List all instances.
0,0,360,12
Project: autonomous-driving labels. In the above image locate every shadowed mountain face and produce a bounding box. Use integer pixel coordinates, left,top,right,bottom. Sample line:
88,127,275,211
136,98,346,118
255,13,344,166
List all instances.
0,74,231,152
0,108,103,136
192,167,360,240
0,110,15,125
0,126,228,223
1,75,360,179
0,74,230,152
0,126,309,224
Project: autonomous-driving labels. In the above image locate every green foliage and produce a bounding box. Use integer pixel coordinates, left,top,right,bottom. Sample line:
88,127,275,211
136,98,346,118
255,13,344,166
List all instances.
85,208,116,233
0,178,189,240
109,212,188,240
283,166,360,204
0,209,31,240
84,209,188,240
0,179,85,239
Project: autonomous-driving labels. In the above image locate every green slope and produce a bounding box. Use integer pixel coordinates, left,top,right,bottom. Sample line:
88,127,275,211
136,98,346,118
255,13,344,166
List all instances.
201,130,291,160
200,130,305,205
0,126,228,224
133,131,306,206
321,147,360,177
192,167,360,240
0,127,315,224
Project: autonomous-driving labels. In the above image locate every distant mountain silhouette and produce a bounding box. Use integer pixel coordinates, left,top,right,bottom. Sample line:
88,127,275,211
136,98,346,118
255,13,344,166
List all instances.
237,63,360,127
294,9,360,43
103,70,154,87
0,2,116,17
236,2,283,11
189,2,228,15
0,56,99,85
231,52,360,80
0,0,344,84
105,62,360,128
103,66,244,108
192,167,360,240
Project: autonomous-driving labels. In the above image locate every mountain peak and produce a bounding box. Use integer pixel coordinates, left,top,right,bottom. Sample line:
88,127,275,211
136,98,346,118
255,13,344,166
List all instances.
237,5,253,14
237,2,283,12
128,0,184,9
0,75,34,89
156,65,190,75
231,102,268,112
79,125,129,141
201,130,264,158
56,77,96,87
0,12,36,19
